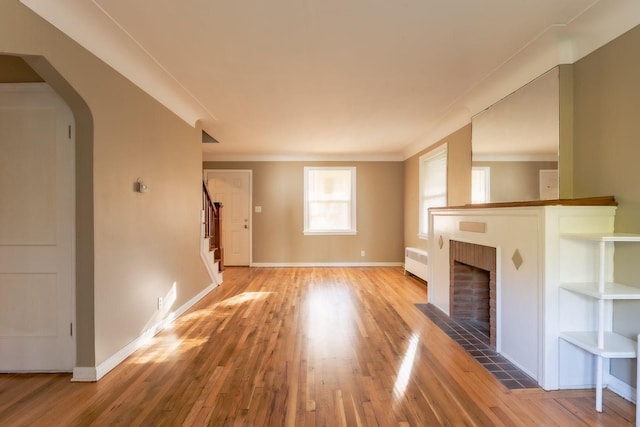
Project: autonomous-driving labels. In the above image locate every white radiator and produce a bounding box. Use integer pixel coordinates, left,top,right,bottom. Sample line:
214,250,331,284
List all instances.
404,247,428,282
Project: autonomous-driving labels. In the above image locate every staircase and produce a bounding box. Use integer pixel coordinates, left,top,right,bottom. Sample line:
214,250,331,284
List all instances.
201,181,224,285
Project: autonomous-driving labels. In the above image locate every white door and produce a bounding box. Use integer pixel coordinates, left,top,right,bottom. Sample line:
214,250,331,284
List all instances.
539,169,559,200
0,83,75,371
205,170,251,266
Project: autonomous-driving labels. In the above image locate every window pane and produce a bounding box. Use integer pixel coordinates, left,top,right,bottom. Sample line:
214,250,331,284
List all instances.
309,201,350,230
471,167,489,203
304,167,356,234
418,144,447,236
308,169,351,201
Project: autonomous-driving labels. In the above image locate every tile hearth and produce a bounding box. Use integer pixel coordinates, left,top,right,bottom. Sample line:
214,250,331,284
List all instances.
416,303,538,390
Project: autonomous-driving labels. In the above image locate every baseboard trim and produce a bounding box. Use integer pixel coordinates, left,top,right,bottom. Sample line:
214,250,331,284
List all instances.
71,367,98,382
73,280,220,382
607,373,637,403
250,262,404,268
556,375,637,403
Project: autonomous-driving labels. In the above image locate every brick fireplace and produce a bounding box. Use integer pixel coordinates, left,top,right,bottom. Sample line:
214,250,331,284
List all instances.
449,240,497,347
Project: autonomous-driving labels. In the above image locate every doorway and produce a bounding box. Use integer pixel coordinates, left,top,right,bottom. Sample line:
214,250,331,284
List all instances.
203,170,252,266
0,83,75,371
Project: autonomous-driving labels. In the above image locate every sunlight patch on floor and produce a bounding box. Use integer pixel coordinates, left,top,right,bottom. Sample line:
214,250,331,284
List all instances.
304,286,356,358
128,336,209,364
215,292,273,307
393,332,420,401
130,291,274,365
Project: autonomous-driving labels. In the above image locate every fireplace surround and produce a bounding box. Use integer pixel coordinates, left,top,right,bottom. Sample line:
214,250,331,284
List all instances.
427,199,618,393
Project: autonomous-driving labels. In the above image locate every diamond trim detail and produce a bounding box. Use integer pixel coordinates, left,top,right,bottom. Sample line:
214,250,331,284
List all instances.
512,249,523,270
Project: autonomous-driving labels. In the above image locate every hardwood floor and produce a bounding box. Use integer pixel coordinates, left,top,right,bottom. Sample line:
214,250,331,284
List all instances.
0,267,636,426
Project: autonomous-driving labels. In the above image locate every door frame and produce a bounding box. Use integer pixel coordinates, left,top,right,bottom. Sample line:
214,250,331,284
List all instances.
203,169,253,266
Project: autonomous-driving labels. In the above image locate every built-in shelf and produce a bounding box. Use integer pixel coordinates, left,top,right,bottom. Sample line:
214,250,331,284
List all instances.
559,331,637,358
560,282,640,300
560,233,640,242
558,232,640,422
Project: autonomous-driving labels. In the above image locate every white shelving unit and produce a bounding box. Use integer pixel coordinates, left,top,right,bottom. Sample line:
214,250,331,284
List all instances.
559,233,640,424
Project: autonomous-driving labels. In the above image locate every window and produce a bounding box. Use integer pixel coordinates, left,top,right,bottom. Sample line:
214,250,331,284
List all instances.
419,144,447,238
471,167,490,203
304,167,356,235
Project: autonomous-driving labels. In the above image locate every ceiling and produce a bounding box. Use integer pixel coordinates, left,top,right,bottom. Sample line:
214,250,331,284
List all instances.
19,0,640,160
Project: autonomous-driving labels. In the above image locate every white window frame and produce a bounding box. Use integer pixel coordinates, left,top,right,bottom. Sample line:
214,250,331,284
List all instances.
471,166,491,204
418,144,447,238
304,166,357,235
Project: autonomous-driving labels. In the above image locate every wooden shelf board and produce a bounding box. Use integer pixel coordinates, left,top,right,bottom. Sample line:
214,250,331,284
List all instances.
432,195,618,210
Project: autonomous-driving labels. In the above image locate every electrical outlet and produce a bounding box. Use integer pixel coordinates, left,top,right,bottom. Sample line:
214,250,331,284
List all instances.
157,297,163,310
361,250,365,257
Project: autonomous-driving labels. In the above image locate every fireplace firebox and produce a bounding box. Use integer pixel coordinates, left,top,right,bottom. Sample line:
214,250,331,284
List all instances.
449,240,497,347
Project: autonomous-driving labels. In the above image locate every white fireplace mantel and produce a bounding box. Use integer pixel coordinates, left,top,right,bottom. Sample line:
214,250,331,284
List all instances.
428,202,617,391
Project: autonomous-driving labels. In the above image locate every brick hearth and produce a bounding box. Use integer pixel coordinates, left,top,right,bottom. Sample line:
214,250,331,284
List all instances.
449,240,497,347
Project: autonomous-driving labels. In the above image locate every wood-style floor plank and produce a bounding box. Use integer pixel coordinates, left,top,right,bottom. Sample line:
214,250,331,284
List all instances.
0,267,636,426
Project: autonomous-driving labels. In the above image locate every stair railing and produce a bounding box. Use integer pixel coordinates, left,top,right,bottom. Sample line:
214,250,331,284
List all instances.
202,181,223,270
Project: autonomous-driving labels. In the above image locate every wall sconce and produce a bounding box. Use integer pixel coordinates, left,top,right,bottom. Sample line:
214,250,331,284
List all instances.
135,178,148,193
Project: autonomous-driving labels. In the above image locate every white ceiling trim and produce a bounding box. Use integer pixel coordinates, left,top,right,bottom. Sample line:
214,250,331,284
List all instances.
20,0,214,127
473,153,559,163
202,152,405,163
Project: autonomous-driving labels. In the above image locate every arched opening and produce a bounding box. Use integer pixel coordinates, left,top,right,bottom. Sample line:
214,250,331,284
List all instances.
0,53,95,370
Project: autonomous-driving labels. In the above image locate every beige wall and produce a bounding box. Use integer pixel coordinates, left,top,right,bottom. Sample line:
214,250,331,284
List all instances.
0,1,211,367
203,161,404,263
472,161,558,202
403,124,472,250
573,24,640,386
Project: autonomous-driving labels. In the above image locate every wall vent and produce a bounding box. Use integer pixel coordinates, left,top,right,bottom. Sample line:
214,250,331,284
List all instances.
405,247,428,281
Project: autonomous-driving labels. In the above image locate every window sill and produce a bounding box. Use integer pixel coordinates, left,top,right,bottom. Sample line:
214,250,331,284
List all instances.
304,230,357,236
